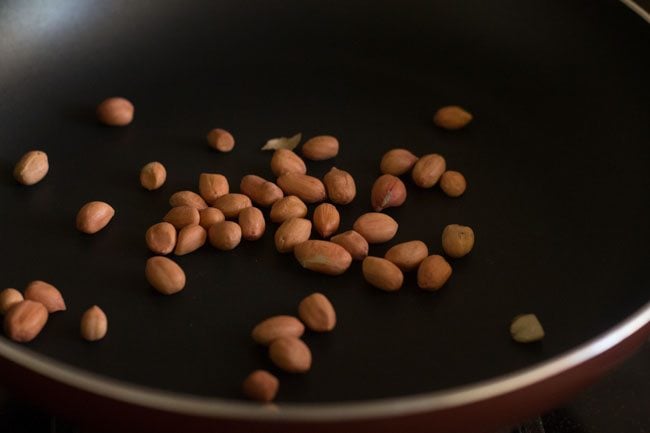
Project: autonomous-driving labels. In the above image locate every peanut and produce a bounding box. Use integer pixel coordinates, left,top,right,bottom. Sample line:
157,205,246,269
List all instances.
440,171,467,197
313,203,340,238
13,150,49,185
270,195,307,223
510,314,545,343
442,224,475,258
206,128,235,152
208,221,242,250
380,148,418,176
24,280,66,313
323,167,356,205
96,97,134,126
145,222,177,255
276,173,326,203
294,240,352,275
169,190,207,210
412,154,446,188
240,175,284,207
353,212,398,243
301,135,339,160
145,256,186,295
362,257,403,291
174,224,207,255
251,315,305,346
384,240,429,272
76,201,115,234
212,193,252,218
330,230,369,260
275,218,312,253
417,255,452,290
139,162,166,191
3,300,48,343
298,293,336,332
198,173,229,203
371,174,407,211
0,288,24,315
242,370,279,402
269,337,312,373
163,206,200,229
80,305,108,342
433,105,473,130
199,207,225,229
270,149,307,176
238,207,266,241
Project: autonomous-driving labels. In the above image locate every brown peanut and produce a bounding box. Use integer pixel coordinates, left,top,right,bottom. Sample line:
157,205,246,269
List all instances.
242,370,279,402
353,212,398,244
76,201,115,234
239,207,266,241
362,257,403,291
24,280,66,313
140,162,166,191
301,135,339,160
380,148,418,176
270,195,307,223
169,190,207,210
371,174,407,211
80,305,108,342
277,173,326,203
96,97,134,126
270,149,307,176
240,175,284,207
412,154,447,188
442,224,475,258
313,203,340,238
330,230,369,260
323,167,356,205
384,240,429,272
251,315,305,346
199,207,225,229
198,173,229,203
13,150,49,185
208,221,242,250
163,206,200,229
175,224,207,255
145,256,186,295
0,288,24,315
206,128,235,152
433,105,473,130
212,193,252,218
275,218,312,253
440,171,467,197
269,337,312,373
3,300,48,343
294,240,352,276
298,293,336,332
145,222,177,255
417,255,452,290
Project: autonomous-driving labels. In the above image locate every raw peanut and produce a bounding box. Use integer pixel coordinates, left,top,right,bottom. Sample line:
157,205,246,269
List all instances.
270,149,307,176
270,195,307,223
240,175,284,207
139,161,166,191
323,167,356,205
0,288,23,315
277,173,326,203
13,150,49,185
313,203,340,238
362,257,403,291
212,193,252,218
24,280,66,313
175,224,207,255
251,315,305,346
301,135,339,160
145,222,177,255
169,190,207,210
510,314,545,343
145,256,186,295
442,224,475,258
298,293,336,332
242,370,279,402
380,148,418,176
198,173,229,203
433,105,473,130
412,154,447,188
275,218,312,253
417,255,452,290
353,212,398,244
80,305,108,342
76,201,115,234
294,240,352,275
96,97,134,126
208,221,242,250
330,230,369,260
199,207,225,229
269,337,312,373
206,128,235,152
163,206,200,229
440,171,467,197
371,174,407,211
3,300,48,343
239,207,266,241
385,240,429,272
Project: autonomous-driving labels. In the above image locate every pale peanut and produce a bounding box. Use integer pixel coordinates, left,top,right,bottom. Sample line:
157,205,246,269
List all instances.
270,195,307,223
80,305,108,342
163,206,200,229
417,255,452,290
212,193,252,218
380,148,418,176
206,128,235,152
169,190,207,210
313,203,340,238
3,300,48,343
371,174,407,211
208,221,242,250
24,280,66,313
442,224,475,258
362,257,403,291
145,256,186,295
0,288,23,315
298,293,336,332
240,175,284,207
301,135,339,160
353,213,398,244
275,218,312,253
139,162,166,191
242,370,279,402
251,315,305,346
440,171,467,197
239,207,266,241
511,314,545,343
433,105,473,130
323,167,356,205
198,173,229,203
269,337,312,373
330,230,369,260
412,154,446,188
145,222,177,254
294,240,353,276
13,150,49,185
76,201,115,234
277,173,326,203
384,240,429,272
270,149,307,176
96,97,134,126
175,224,207,255
199,207,225,229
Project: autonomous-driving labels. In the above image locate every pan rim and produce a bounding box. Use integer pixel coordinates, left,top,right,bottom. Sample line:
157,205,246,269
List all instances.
0,301,648,421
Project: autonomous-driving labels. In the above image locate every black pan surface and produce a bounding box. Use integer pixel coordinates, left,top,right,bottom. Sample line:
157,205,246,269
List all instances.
0,0,649,403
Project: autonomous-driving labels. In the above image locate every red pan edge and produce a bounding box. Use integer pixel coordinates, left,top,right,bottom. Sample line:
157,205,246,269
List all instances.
0,302,647,433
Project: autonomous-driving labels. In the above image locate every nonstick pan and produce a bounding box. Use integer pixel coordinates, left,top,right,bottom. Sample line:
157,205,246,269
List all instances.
0,1,649,432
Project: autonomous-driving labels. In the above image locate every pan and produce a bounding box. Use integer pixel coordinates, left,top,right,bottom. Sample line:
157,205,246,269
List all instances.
0,1,648,432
